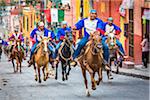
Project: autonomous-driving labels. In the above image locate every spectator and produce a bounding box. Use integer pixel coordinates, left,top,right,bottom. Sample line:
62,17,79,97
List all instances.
141,34,149,68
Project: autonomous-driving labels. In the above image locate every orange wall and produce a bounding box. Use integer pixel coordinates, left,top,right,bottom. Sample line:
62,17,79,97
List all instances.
93,0,122,26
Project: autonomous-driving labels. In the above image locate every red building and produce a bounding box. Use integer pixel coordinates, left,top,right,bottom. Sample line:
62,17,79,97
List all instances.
93,0,150,65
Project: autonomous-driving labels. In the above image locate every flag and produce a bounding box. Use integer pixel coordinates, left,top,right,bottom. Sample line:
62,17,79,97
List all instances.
58,10,64,22
51,8,58,22
44,9,51,23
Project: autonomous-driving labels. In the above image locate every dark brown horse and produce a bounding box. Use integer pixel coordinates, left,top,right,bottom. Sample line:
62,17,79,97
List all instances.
10,39,24,73
55,31,73,81
78,33,104,96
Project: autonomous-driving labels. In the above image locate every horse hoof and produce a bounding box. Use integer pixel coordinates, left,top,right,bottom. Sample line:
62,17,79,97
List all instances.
92,87,96,90
62,78,65,81
86,89,90,97
55,76,58,80
35,76,38,81
96,81,100,85
39,80,41,83
109,76,113,80
43,78,46,81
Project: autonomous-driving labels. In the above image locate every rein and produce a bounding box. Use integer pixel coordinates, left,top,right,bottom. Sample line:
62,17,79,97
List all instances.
58,37,73,61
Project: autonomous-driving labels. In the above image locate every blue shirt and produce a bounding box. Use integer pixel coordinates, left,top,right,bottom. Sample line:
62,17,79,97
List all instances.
57,27,71,40
30,28,55,42
75,17,105,37
0,39,4,45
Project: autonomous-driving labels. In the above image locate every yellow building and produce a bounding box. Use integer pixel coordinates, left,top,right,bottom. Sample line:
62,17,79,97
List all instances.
22,6,40,38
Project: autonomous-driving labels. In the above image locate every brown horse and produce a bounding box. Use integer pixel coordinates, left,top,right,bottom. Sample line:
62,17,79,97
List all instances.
32,37,50,83
77,33,104,96
10,39,24,73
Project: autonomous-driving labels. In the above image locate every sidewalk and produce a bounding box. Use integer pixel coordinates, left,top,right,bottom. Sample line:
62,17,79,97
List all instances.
111,63,150,80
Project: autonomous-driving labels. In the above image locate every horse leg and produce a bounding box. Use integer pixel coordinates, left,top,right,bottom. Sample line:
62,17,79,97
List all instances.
67,62,71,76
86,64,96,90
55,64,58,80
97,67,102,85
61,62,65,81
81,67,90,96
37,67,41,83
12,59,16,73
19,61,22,73
42,67,46,81
33,63,38,81
45,64,49,80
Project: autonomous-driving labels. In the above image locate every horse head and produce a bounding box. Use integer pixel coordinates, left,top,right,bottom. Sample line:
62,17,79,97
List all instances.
40,37,49,53
107,33,117,49
64,31,73,45
90,33,103,55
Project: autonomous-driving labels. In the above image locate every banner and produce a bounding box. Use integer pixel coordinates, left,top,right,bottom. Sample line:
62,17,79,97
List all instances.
44,9,51,23
58,10,64,22
51,8,58,22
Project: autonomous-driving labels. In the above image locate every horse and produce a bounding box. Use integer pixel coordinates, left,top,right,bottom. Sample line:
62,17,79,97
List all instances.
10,39,24,73
55,31,74,81
31,37,50,83
77,33,104,96
106,33,124,75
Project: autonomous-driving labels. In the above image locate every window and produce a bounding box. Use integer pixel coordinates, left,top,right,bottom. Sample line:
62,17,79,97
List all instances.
128,9,134,57
23,16,25,29
27,17,29,31
31,14,32,28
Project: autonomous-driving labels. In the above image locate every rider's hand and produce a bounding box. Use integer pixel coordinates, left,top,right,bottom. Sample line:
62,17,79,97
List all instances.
72,26,77,30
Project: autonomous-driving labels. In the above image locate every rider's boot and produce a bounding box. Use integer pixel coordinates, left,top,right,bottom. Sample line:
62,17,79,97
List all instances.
27,54,33,67
103,60,111,71
70,57,77,67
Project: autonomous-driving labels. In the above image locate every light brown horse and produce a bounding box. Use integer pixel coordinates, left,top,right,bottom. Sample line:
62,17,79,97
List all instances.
10,39,24,73
77,33,104,96
106,33,124,75
32,37,49,83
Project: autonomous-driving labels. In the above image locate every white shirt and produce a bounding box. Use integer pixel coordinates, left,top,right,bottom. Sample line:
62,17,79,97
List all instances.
141,38,149,52
84,18,98,34
105,24,116,35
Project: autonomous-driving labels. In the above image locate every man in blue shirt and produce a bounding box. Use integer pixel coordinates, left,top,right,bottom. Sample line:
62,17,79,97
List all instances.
28,22,55,65
71,9,110,68
103,17,125,55
55,21,72,59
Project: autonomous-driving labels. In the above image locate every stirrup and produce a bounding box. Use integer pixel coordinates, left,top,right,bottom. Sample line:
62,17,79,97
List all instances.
70,60,77,67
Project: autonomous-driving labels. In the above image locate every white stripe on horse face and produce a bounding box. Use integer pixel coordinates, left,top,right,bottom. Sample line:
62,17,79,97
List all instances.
43,39,48,52
108,33,115,44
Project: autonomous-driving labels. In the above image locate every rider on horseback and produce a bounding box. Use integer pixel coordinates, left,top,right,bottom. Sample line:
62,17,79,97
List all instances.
55,21,74,60
70,9,110,69
8,29,25,61
103,17,125,56
28,21,55,66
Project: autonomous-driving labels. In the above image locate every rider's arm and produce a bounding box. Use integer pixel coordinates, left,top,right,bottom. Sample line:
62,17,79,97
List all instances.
75,19,85,30
57,29,64,41
97,20,105,35
113,24,121,35
30,29,36,42
50,31,56,40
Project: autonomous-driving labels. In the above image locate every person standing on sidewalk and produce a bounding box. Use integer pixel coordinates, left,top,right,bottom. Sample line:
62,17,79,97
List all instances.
141,34,149,68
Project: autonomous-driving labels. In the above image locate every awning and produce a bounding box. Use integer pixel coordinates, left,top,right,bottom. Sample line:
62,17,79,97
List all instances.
120,0,134,9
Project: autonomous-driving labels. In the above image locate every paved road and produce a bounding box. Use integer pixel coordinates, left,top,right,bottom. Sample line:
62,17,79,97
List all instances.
0,54,149,100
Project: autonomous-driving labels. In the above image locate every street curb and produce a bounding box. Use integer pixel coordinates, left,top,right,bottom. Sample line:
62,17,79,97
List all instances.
112,70,150,80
